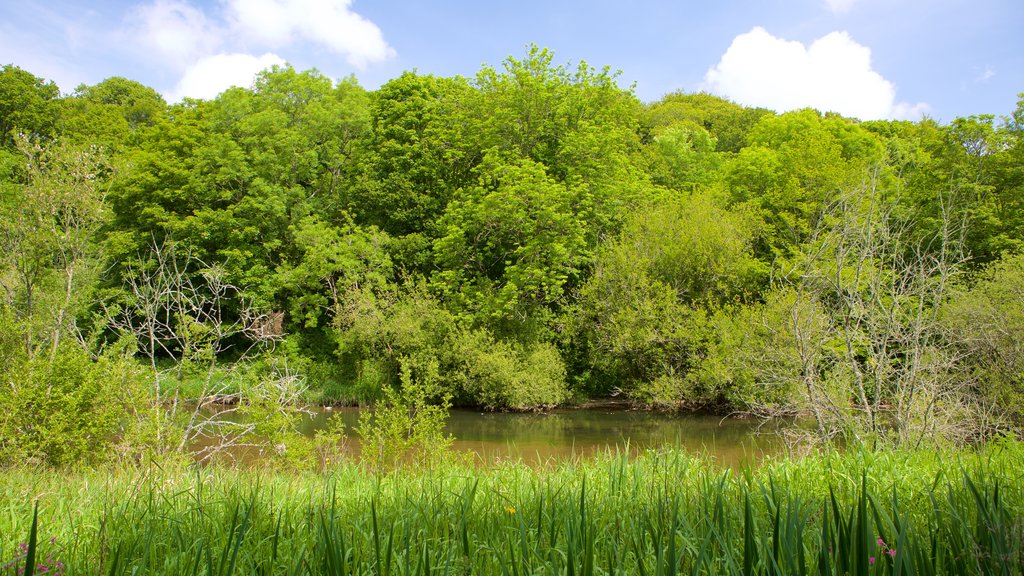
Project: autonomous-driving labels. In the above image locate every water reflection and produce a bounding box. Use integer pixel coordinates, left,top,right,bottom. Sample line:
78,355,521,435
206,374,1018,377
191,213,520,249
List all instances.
291,407,793,468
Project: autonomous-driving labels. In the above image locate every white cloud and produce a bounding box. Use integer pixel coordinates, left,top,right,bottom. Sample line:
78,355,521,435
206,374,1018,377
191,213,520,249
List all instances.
824,0,857,14
224,0,395,68
166,52,286,101
123,0,392,101
128,0,221,70
703,27,928,120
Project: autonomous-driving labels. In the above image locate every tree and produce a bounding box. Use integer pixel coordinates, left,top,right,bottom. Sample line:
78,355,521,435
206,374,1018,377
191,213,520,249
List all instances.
59,76,166,148
348,72,474,242
644,91,771,153
568,193,766,405
647,123,722,191
472,46,653,245
0,135,110,359
107,239,284,458
0,65,59,147
106,66,372,326
725,109,882,258
778,169,972,445
943,252,1024,427
432,153,587,337
274,214,393,332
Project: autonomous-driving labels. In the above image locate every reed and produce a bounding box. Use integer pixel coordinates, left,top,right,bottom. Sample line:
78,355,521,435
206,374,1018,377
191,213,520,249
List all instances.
1,441,1022,575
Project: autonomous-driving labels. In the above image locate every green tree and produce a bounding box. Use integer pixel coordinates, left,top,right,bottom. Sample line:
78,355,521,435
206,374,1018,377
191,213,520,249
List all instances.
106,66,371,320
58,76,166,149
944,252,1024,426
0,135,110,359
569,194,766,404
648,123,722,191
0,64,59,147
725,109,882,258
432,153,587,337
472,46,653,244
644,91,771,153
348,72,474,241
274,214,393,331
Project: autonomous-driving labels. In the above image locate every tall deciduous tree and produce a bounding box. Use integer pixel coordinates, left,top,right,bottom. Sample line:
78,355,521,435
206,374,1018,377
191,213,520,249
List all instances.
349,72,474,241
433,153,587,338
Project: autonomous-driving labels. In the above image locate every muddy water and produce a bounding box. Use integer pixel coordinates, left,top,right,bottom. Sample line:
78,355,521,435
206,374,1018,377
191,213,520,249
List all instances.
280,406,795,467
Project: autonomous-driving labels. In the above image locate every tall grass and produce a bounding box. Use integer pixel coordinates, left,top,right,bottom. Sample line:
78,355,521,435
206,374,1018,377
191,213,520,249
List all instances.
1,441,1022,575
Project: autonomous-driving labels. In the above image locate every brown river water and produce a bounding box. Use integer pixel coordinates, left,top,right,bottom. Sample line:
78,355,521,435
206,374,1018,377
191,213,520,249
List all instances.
199,405,801,468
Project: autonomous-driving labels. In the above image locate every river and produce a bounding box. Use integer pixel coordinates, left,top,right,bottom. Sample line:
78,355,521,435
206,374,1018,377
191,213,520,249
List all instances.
277,405,797,467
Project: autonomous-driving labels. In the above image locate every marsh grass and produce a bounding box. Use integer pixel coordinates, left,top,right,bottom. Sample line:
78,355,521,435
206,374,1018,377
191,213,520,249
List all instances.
1,442,1022,575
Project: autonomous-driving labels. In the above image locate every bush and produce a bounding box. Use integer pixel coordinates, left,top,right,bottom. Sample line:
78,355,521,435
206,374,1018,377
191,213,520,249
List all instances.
356,358,453,471
452,329,569,410
336,286,569,410
567,194,765,405
0,340,148,467
700,289,829,413
944,253,1024,426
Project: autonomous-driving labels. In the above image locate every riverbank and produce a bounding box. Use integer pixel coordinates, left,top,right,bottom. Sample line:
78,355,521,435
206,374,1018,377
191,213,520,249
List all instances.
3,441,1022,575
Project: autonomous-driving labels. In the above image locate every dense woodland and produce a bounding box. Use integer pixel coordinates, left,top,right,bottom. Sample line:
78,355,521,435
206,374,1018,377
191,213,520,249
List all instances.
1,48,1023,466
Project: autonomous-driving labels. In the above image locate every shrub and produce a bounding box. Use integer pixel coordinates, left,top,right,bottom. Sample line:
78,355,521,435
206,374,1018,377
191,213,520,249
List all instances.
452,328,569,410
0,340,148,467
944,253,1024,426
357,358,453,471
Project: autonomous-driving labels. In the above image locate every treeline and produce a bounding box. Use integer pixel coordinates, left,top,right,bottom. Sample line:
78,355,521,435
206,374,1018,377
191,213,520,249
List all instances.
1,48,1023,456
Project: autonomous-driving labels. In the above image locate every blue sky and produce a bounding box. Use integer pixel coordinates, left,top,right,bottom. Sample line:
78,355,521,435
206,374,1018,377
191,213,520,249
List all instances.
1,0,1020,122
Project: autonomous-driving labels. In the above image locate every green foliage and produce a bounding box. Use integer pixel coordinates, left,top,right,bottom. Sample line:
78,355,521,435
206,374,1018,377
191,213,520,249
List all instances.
348,72,474,241
58,77,166,148
728,108,883,256
700,288,836,415
104,65,372,315
450,328,568,410
0,65,59,146
275,214,393,331
0,135,110,359
472,46,653,245
334,286,455,400
644,91,772,153
433,153,588,334
944,253,1024,424
335,285,569,410
0,340,149,467
1,56,1022,438
356,359,454,471
570,194,766,404
648,123,722,190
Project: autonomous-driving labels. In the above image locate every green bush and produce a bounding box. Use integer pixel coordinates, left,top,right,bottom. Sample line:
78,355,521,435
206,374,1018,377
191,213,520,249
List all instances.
701,289,828,413
944,253,1024,425
336,286,569,410
0,340,148,467
452,328,569,410
567,194,766,405
356,358,453,471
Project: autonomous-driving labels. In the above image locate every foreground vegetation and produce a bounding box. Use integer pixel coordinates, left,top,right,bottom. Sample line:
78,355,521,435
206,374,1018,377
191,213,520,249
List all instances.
2,443,1022,575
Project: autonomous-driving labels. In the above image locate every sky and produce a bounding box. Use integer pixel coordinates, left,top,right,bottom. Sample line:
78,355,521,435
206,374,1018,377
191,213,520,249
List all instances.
1,0,1020,122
